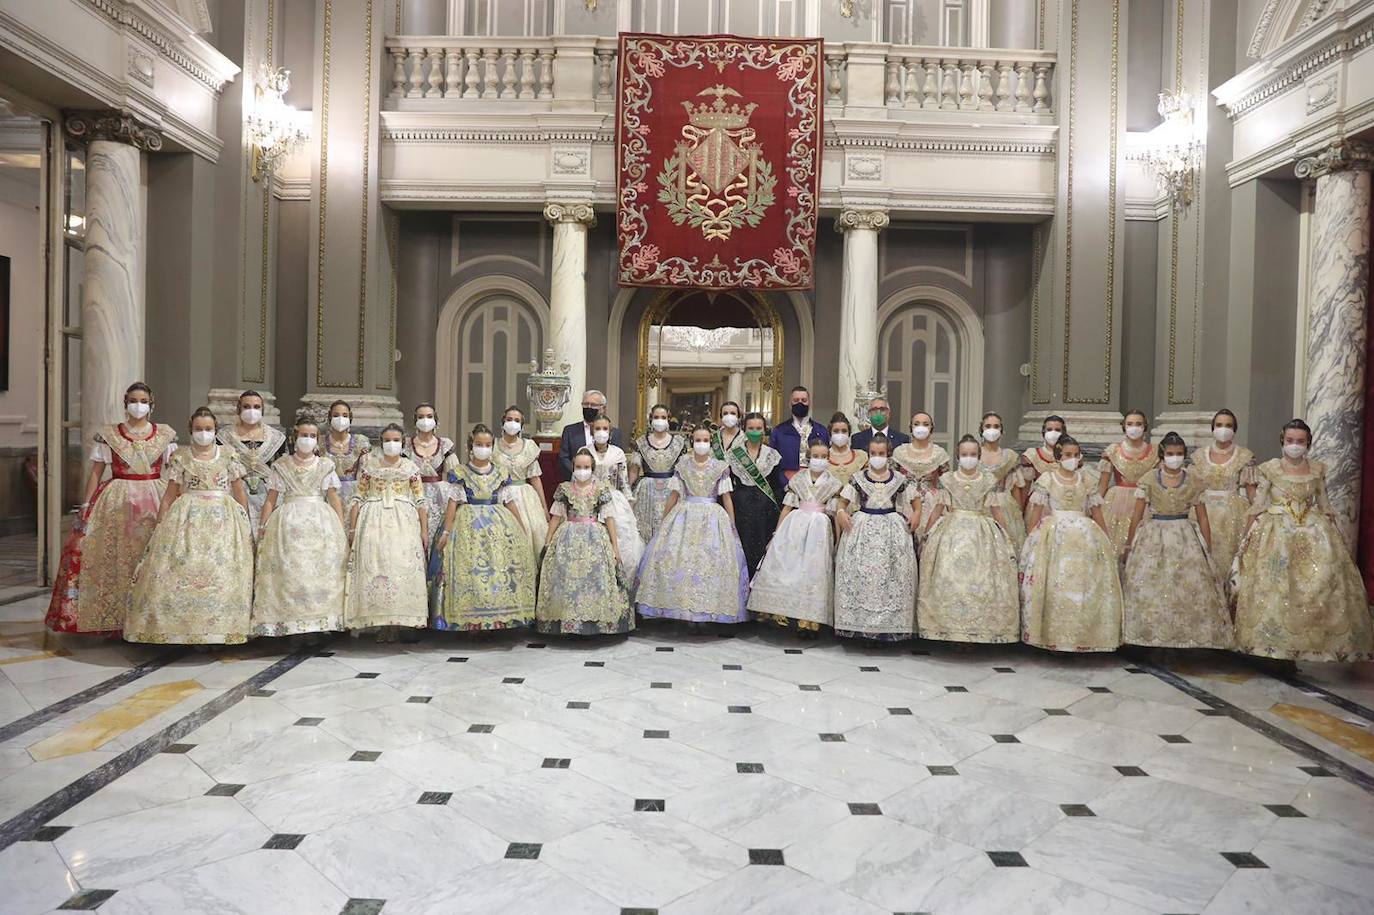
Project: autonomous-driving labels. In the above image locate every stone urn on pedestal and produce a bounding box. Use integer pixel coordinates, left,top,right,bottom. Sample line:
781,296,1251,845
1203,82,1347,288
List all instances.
852,379,886,431
526,347,572,492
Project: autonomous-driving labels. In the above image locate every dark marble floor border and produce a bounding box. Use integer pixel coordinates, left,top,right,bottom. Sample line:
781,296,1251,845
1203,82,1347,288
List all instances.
0,646,313,852
0,587,48,606
1141,661,1374,796
0,649,187,745
1265,669,1374,724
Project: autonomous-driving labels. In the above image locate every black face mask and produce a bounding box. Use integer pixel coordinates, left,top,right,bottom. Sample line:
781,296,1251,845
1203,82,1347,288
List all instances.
583,406,601,424
791,401,809,420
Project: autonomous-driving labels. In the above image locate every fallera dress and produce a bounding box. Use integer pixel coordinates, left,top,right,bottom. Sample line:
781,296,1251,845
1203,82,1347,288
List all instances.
918,468,1020,644
217,424,287,534
1230,460,1374,662
747,469,842,629
126,447,253,645
536,481,633,635
636,455,749,623
1188,445,1256,583
825,448,868,488
47,423,178,635
432,462,536,630
406,435,454,546
591,444,644,588
1019,470,1124,652
1121,470,1233,649
983,449,1027,551
833,470,918,640
721,438,782,576
322,432,370,503
1018,445,1058,524
1097,442,1159,557
252,455,347,637
893,442,949,521
345,453,429,630
631,432,687,542
494,436,549,558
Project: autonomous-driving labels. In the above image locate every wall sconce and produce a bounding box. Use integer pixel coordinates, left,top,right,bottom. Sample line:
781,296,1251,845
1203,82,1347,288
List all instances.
246,66,308,183
1132,89,1204,209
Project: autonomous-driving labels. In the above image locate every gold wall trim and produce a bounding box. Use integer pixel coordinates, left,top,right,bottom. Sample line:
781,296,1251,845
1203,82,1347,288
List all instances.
351,0,375,389
380,208,398,391
312,0,333,387
1030,222,1049,404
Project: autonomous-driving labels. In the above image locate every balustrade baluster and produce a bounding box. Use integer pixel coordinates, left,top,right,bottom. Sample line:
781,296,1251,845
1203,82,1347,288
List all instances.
922,59,939,108
389,48,407,98
499,48,518,98
977,62,995,111
959,64,977,109
1033,65,1051,111
1014,62,1033,111
481,47,500,98
444,48,462,97
596,50,614,100
995,61,1014,111
519,49,537,99
825,53,844,104
939,61,958,109
405,47,425,98
425,48,444,97
884,59,901,105
462,48,481,98
537,49,555,99
901,57,920,108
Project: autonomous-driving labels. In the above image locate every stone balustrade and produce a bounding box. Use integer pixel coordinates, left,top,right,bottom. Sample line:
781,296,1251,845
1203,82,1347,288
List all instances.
824,45,1055,116
384,36,618,105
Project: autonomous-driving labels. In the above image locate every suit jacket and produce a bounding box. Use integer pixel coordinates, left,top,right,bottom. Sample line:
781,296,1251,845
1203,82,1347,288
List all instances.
851,427,911,453
557,421,625,479
768,419,829,474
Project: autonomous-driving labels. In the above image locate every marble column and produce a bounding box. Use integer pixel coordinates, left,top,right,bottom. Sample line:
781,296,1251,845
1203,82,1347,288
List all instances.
836,208,888,423
544,202,595,426
66,112,161,450
1296,140,1373,551
726,367,745,406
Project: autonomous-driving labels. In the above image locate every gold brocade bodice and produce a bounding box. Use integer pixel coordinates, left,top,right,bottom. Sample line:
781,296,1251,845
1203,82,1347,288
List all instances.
675,456,729,497
941,469,998,511
555,481,611,519
893,443,950,485
1101,442,1159,486
494,438,541,480
1036,471,1094,512
355,454,424,504
273,455,335,495
1190,446,1255,492
1021,446,1057,477
322,433,370,479
982,449,1020,488
1139,470,1205,515
171,448,244,492
847,471,911,510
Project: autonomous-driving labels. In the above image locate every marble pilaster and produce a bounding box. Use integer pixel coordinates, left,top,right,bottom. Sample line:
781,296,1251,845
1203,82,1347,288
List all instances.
66,113,161,449
836,208,888,425
726,368,745,406
544,202,595,427
1295,140,1372,551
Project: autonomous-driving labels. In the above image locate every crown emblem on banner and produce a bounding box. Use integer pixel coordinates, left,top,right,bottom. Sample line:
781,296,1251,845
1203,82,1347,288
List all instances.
681,85,758,130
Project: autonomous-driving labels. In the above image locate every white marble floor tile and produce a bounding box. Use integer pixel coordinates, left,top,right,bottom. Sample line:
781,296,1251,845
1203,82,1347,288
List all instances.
1252,816,1374,898
393,859,620,915
518,663,648,701
0,675,34,725
881,773,1065,850
661,862,887,915
970,671,1095,709
0,841,80,915
316,701,465,750
667,772,852,848
375,731,542,793
843,714,993,766
587,687,736,729
925,865,1155,915
895,655,1003,688
96,848,347,915
541,812,744,907
958,743,1123,805
752,691,888,733
758,738,928,802
181,695,300,744
0,751,117,821
1140,742,1310,806
448,766,632,842
428,682,570,725
1017,714,1172,765
1088,775,1279,851
909,690,1049,735
1107,669,1215,707
187,723,355,784
1065,691,1207,735
493,707,642,759
233,760,418,834
50,753,216,828
54,795,271,889
271,677,410,718
265,657,368,691
1201,868,1374,915
576,734,737,798
819,670,950,708
669,713,819,761
739,652,876,687
1288,778,1374,839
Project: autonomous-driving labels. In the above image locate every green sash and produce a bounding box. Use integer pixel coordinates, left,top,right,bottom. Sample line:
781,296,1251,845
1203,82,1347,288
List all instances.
728,440,778,507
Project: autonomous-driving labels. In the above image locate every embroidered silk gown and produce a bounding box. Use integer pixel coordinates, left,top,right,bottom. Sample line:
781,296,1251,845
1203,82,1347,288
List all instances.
126,447,253,644
432,463,536,630
406,435,454,545
636,456,749,623
1097,442,1160,557
1230,460,1373,661
1018,445,1058,524
893,442,950,521
631,432,687,542
825,448,868,488
1188,445,1256,582
918,469,1020,644
494,437,549,557
252,455,347,637
47,423,179,634
592,444,644,587
834,471,918,640
345,454,429,630
1121,470,1232,649
217,424,287,533
983,449,1027,551
1020,471,1124,652
723,441,782,576
536,481,632,635
322,432,370,503
747,469,842,628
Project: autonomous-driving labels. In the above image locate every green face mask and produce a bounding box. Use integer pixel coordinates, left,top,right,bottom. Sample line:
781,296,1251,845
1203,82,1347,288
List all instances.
869,412,888,427
745,429,764,442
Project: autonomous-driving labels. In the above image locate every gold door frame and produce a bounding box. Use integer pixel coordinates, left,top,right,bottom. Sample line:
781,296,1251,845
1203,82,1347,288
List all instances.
634,289,784,437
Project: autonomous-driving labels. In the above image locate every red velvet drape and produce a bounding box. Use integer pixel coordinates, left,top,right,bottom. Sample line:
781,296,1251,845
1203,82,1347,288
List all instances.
1357,203,1374,595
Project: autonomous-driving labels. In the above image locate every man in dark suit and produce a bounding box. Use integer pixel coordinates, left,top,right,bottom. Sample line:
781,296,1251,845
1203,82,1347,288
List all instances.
851,396,911,453
768,385,829,482
557,389,625,479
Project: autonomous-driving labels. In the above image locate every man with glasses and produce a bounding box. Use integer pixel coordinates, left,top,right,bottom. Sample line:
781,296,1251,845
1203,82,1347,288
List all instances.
557,389,624,479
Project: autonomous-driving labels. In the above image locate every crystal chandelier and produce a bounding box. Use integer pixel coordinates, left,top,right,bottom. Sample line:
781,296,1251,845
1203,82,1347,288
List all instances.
662,327,736,352
1133,89,1204,209
246,66,309,183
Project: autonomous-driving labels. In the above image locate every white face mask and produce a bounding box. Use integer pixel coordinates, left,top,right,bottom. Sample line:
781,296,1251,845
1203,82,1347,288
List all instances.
912,424,931,441
191,429,215,447
831,432,850,448
1124,425,1145,440
721,414,739,428
572,467,594,482
126,401,151,420
1213,426,1235,444
382,440,403,457
959,455,981,471
415,417,436,433
692,440,712,456
982,427,1002,442
1060,457,1080,473
240,407,262,425
503,420,522,437
808,457,828,473
1282,443,1308,460
593,430,610,445
1163,454,1185,470
295,436,317,454
868,455,889,470
651,418,670,433
330,415,351,432
472,445,492,461
1043,429,1062,446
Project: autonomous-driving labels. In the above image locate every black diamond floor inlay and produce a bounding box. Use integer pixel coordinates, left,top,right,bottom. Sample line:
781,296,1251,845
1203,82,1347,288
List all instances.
407,696,432,704
1044,708,1071,716
1114,765,1149,777
315,651,336,658
350,751,382,762
448,656,468,663
1088,686,1112,693
567,701,591,709
848,802,882,815
987,851,1028,867
205,783,245,797
1124,667,1146,673
355,672,380,679
1300,766,1336,777
784,648,803,655
620,909,658,915
468,724,495,733
655,646,674,652
819,732,845,742
992,734,1020,743
57,889,117,910
651,682,672,689
749,848,785,865
418,791,452,805
945,685,969,693
542,758,571,769
799,684,821,691
634,798,665,812
722,664,743,671
736,762,764,773
27,825,71,841
505,842,542,859
728,706,752,714
294,717,324,727
859,666,880,672
1264,804,1307,818
1060,804,1095,817
928,765,958,776
888,707,912,715
994,667,1016,673
584,660,605,667
644,729,669,739
502,677,525,684
161,743,196,753
1221,851,1268,868
1160,734,1190,743
263,833,306,850
527,643,546,649
340,899,386,915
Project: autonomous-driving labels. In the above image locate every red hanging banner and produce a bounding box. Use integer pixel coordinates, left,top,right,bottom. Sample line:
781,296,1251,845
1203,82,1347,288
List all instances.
615,33,823,290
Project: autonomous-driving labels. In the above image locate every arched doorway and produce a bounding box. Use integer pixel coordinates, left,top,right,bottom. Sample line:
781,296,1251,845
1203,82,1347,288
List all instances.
634,289,784,437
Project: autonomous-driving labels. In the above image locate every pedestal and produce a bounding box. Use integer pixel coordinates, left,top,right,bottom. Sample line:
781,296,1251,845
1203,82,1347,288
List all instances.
545,202,595,427
836,209,888,424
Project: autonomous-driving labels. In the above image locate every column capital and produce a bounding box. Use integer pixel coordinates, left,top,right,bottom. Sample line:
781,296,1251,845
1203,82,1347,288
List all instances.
543,202,597,226
64,109,164,152
835,208,890,232
1295,140,1373,180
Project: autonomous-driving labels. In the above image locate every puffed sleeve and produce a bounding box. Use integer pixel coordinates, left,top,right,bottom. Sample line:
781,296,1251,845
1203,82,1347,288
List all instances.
839,483,857,504
1314,462,1336,515
163,442,179,463
350,470,370,503
525,454,542,479
629,447,643,469
716,471,734,496
1239,460,1258,488
668,473,684,495
548,486,567,518
1085,490,1106,511
983,490,1000,510
1133,485,1149,501
1246,465,1272,516
225,455,248,482
1028,475,1051,507
782,476,802,508
89,433,111,464
497,479,518,504
409,474,424,501
447,471,468,503
266,463,289,494
355,433,372,453
936,487,952,508
320,469,342,492
162,451,185,485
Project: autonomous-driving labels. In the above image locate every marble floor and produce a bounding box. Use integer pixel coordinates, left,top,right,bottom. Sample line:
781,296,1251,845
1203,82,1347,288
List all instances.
1,594,1373,914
